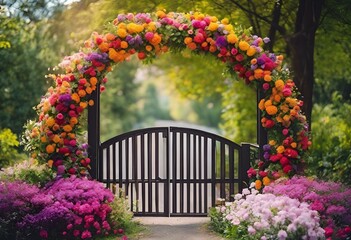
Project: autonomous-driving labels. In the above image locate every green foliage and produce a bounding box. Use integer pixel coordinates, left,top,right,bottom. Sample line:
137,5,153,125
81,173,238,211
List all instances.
307,95,351,185
0,128,25,169
108,189,145,237
100,59,140,141
0,159,54,187
220,80,257,143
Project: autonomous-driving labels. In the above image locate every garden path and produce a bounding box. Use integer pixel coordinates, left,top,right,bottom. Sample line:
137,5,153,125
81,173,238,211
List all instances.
131,217,224,240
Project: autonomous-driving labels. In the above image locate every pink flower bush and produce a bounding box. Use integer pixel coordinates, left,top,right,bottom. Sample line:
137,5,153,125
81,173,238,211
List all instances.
210,186,325,239
0,177,127,239
264,176,351,240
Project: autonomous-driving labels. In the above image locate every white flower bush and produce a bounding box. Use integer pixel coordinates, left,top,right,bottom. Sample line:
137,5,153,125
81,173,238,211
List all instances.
210,186,325,240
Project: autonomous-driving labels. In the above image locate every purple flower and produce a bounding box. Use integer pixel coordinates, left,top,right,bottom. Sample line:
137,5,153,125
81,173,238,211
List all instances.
263,37,270,43
59,94,71,104
215,36,227,48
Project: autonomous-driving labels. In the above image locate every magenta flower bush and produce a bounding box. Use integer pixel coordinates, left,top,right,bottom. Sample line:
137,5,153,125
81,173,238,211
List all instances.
0,177,127,239
264,176,351,240
0,181,52,239
210,187,325,239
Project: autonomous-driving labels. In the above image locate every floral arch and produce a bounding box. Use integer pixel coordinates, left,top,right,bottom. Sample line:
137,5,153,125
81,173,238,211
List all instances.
24,10,311,187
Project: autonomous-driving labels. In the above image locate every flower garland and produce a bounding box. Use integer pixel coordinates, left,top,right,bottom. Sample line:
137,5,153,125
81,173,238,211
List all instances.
24,11,311,186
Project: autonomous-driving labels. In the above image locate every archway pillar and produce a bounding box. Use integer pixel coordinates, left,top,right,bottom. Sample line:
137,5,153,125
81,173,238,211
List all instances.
88,84,101,179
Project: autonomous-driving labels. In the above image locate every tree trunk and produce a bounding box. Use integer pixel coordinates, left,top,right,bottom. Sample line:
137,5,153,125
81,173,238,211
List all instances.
288,0,324,125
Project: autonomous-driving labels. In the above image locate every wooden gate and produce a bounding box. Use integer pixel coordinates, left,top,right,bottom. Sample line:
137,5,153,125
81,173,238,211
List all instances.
98,127,257,216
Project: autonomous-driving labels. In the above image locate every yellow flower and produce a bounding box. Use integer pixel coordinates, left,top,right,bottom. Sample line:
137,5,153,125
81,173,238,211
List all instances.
127,23,144,34
224,24,233,32
46,117,55,127
227,33,238,44
275,79,285,91
221,18,229,24
116,28,127,38
269,140,276,146
276,145,285,154
263,176,271,186
239,41,250,51
246,46,256,56
156,10,166,18
207,22,218,31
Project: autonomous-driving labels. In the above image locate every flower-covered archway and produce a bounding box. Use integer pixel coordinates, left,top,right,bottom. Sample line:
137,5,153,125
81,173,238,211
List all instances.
24,10,311,187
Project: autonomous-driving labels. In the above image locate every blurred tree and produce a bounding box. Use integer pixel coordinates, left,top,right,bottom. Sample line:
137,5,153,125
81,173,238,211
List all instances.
100,59,140,141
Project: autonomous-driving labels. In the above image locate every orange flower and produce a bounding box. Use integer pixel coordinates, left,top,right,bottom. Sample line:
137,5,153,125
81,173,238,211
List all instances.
120,41,128,49
40,136,47,143
80,102,88,109
46,144,55,154
263,176,271,186
227,33,238,44
85,87,93,94
209,45,217,53
78,89,86,97
255,179,262,190
184,37,193,45
52,135,61,143
187,42,197,50
70,117,78,125
46,117,55,127
145,45,153,51
47,159,54,168
90,77,98,86
88,100,94,106
266,105,278,115
71,93,80,103
98,42,109,52
105,33,116,41
276,145,285,154
150,33,161,45
264,74,272,82
63,125,72,132
258,99,265,110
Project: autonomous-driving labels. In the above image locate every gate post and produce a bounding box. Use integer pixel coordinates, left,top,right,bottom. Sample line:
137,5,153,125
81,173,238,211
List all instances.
257,84,268,159
88,84,100,180
239,143,251,191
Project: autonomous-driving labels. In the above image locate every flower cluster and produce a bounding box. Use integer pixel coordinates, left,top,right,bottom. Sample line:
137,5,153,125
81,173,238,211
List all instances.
0,177,127,239
210,186,324,239
264,176,351,240
24,10,310,181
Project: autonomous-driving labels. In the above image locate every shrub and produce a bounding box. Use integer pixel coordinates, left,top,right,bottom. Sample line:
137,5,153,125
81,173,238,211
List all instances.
0,181,52,239
308,101,351,185
210,186,325,239
0,158,54,187
0,128,25,169
0,177,129,239
264,176,351,239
